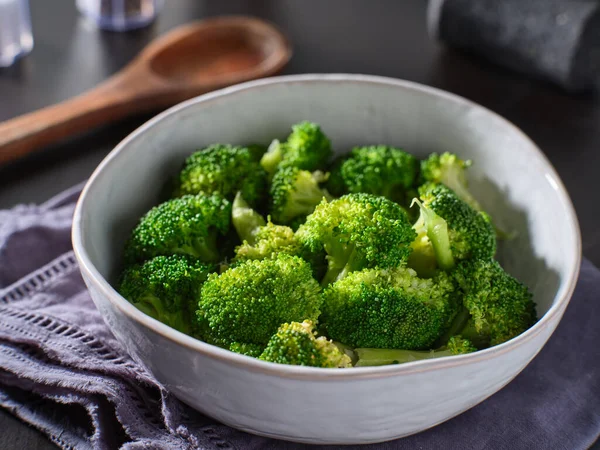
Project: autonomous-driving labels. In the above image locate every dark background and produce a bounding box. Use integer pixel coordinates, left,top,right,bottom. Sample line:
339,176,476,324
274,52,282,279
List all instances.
0,0,598,448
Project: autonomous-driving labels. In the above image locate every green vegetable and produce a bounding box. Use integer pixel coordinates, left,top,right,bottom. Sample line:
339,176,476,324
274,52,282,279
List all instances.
321,267,460,350
230,191,300,263
229,342,265,358
197,254,323,347
231,192,266,245
451,259,537,348
174,144,267,206
234,220,300,263
420,152,512,238
327,145,419,205
259,320,352,368
117,122,537,368
296,193,416,285
270,166,333,225
407,183,496,276
123,193,231,264
420,152,481,211
119,255,214,335
354,336,476,366
260,121,332,174
407,197,454,277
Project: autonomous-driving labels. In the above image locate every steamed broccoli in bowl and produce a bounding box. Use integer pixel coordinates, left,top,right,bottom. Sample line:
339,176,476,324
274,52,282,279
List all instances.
116,120,537,369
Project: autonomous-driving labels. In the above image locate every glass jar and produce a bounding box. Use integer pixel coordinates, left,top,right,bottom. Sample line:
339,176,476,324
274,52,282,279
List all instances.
76,0,164,31
0,0,34,67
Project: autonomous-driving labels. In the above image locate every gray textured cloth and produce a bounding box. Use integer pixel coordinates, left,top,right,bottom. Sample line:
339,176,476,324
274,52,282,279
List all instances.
0,185,598,449
428,0,600,92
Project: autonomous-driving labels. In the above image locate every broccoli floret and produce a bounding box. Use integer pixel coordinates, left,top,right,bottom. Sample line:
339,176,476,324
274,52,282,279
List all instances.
296,193,416,285
124,193,231,264
260,121,332,174
260,139,285,175
421,152,514,239
174,144,267,206
231,192,266,245
409,183,496,272
452,259,537,347
420,152,481,211
406,219,439,279
229,342,265,358
354,336,476,367
407,197,455,277
119,255,214,335
321,267,460,350
270,166,333,225
327,145,419,205
259,320,352,368
230,191,300,263
234,220,300,262
197,254,323,347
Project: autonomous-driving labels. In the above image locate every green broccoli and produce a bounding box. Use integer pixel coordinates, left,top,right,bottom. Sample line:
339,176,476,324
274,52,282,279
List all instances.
270,166,333,225
326,145,419,205
260,121,332,174
407,197,455,277
230,191,300,263
451,259,537,348
296,193,416,285
407,183,496,276
174,144,267,206
119,255,215,335
231,192,266,245
420,152,481,211
260,139,285,175
124,193,231,264
259,320,352,368
234,220,300,263
197,254,323,347
354,336,476,367
421,152,516,239
321,267,460,350
228,342,265,358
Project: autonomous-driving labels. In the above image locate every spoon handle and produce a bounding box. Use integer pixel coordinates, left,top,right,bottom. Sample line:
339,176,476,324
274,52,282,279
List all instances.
0,69,168,165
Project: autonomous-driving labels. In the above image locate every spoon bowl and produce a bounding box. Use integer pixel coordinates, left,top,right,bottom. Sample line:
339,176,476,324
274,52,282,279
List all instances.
148,17,287,86
0,16,291,165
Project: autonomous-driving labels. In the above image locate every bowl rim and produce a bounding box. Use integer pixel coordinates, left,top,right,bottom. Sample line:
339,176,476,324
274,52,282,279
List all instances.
72,73,582,380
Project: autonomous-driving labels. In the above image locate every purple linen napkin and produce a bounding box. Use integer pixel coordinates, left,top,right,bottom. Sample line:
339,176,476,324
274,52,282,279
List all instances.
0,185,598,450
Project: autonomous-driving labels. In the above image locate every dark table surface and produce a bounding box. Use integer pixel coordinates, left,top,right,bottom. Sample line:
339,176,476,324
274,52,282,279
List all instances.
1,0,598,448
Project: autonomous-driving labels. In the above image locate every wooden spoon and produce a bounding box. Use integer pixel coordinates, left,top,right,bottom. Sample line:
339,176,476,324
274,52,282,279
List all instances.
0,16,291,165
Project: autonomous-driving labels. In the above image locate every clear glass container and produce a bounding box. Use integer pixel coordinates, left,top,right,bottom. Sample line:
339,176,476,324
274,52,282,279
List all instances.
0,0,34,67
76,0,164,32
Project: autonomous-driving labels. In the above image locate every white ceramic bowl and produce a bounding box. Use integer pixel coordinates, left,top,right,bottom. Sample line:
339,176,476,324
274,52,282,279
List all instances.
72,74,581,444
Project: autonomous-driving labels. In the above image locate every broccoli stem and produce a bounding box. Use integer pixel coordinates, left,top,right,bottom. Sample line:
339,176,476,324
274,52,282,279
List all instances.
321,266,342,287
458,320,491,349
135,294,163,321
443,169,482,213
260,139,284,175
278,171,332,223
232,192,266,244
354,347,454,367
436,306,471,347
333,341,358,365
321,245,361,286
136,294,189,334
285,191,326,220
442,165,515,240
412,198,455,271
184,234,220,262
